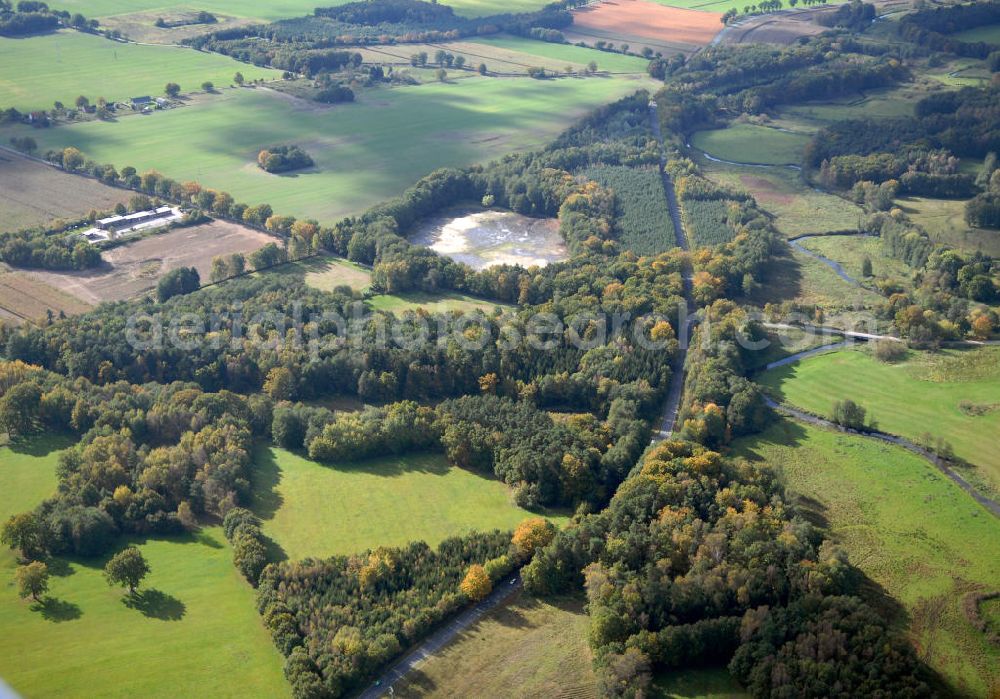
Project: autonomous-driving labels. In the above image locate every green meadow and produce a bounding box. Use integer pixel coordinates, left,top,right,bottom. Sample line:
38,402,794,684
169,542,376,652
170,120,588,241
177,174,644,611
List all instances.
761,346,1000,497
5,75,653,222
0,30,280,112
250,446,568,561
690,123,810,166
735,419,1000,696
0,436,287,698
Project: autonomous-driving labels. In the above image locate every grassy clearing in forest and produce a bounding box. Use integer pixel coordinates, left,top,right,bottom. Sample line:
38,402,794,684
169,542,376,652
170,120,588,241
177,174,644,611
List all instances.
391,592,599,698
689,123,811,166
249,446,566,561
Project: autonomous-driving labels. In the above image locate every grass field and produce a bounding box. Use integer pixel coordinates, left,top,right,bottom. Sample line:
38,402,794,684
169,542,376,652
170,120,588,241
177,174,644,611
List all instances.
690,123,810,166
652,0,776,12
392,591,598,697
0,436,288,698
760,346,1000,497
4,76,654,223
0,149,131,232
899,196,1000,258
469,35,652,73
953,24,1000,46
735,419,1000,696
250,446,568,561
700,161,862,237
0,30,280,112
368,290,509,314
275,255,372,293
798,234,913,285
777,83,923,128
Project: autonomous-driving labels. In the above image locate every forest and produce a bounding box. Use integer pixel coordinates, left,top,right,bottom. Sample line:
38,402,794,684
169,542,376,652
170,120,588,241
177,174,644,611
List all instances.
187,0,573,59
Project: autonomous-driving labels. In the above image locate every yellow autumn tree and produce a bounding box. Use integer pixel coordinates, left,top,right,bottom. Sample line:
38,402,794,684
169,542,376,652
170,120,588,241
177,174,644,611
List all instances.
512,517,557,561
459,564,492,601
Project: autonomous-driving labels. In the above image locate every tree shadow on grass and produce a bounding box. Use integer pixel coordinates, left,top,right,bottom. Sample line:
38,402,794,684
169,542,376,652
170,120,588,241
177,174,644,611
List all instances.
33,596,82,622
44,557,75,578
251,446,285,520
7,432,76,456
123,589,186,621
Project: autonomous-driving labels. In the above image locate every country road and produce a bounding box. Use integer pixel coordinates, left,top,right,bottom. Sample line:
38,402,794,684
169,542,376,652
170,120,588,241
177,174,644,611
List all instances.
649,101,695,440
355,576,523,699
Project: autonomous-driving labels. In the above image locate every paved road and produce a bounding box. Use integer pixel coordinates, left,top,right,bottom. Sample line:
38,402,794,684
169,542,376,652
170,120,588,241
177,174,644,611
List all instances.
648,102,695,441
355,576,523,699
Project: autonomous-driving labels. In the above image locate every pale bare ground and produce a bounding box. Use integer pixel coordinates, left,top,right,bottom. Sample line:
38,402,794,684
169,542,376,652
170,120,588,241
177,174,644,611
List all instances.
571,0,722,54
100,11,256,45
716,0,911,46
28,220,273,306
0,271,92,324
0,150,131,232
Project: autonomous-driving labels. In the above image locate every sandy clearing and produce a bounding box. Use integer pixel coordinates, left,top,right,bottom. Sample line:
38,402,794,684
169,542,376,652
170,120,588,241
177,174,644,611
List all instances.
28,219,273,306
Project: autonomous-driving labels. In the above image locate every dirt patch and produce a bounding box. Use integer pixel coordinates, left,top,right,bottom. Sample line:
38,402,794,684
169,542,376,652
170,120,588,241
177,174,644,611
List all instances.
0,271,93,323
740,174,794,205
572,0,723,53
100,11,256,45
28,220,273,306
0,150,131,233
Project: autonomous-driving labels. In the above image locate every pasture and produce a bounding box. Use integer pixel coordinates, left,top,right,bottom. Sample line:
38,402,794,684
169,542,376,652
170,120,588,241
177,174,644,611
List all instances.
0,30,280,112
568,0,722,55
735,419,1000,696
249,446,568,561
690,123,810,166
391,592,599,698
4,76,655,223
899,196,1000,258
760,346,1000,497
0,436,288,699
29,220,272,306
294,255,372,293
699,160,862,237
654,669,747,698
0,150,130,232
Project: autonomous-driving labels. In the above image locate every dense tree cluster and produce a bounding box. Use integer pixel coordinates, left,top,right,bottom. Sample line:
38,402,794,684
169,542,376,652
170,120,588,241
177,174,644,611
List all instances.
257,530,527,697
0,0,98,36
187,0,572,58
0,224,101,271
257,144,315,174
0,363,270,558
896,0,1000,59
522,439,932,696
